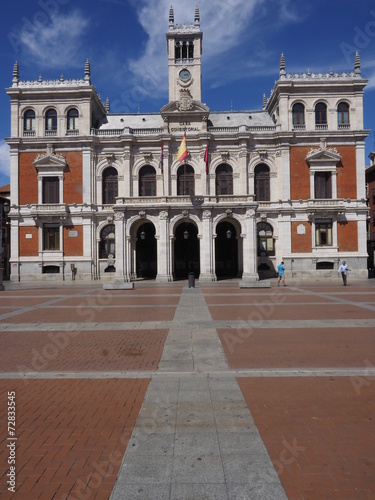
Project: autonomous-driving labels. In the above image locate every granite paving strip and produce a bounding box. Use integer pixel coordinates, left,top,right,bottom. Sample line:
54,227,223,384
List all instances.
2,318,375,332
110,287,288,500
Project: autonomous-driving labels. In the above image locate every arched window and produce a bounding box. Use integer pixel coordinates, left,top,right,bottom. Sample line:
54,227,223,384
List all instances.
257,222,274,256
102,167,118,204
216,164,233,195
315,102,327,126
139,166,156,196
45,109,57,133
338,102,350,126
67,108,79,131
175,42,181,60
177,164,195,195
188,42,194,59
254,164,270,201
24,109,35,133
99,224,115,258
292,103,305,126
182,41,188,59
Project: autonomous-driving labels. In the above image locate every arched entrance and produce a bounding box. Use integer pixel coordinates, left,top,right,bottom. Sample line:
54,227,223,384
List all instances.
136,222,157,279
215,220,238,279
174,222,200,279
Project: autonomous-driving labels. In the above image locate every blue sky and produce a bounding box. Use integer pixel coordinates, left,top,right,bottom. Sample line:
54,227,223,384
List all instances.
0,0,375,186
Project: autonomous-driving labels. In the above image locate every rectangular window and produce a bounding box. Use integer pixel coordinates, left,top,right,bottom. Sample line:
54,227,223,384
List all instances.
315,172,332,199
43,224,60,250
315,221,332,246
43,177,59,203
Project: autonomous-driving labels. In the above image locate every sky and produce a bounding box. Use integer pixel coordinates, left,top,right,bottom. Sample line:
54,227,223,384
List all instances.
0,0,375,187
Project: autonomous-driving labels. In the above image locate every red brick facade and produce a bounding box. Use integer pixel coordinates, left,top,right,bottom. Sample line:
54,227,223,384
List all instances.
19,151,83,205
337,221,358,252
19,226,38,256
290,145,357,200
291,221,312,253
64,226,83,256
63,152,83,204
19,152,40,205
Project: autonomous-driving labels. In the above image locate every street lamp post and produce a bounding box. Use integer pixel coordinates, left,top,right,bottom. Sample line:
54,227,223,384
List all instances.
0,201,10,291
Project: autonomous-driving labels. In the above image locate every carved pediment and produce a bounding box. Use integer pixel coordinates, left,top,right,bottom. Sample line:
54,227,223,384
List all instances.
306,147,342,165
33,145,67,173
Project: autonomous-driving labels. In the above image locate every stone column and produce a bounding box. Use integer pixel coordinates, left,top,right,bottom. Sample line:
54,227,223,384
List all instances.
199,209,216,282
156,210,172,282
241,208,259,281
113,211,127,281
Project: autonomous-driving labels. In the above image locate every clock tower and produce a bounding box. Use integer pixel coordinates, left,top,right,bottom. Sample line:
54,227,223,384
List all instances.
166,5,203,104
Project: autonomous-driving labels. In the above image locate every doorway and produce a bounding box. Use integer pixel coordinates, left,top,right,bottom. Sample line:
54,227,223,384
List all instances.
174,222,200,279
136,222,157,279
215,221,238,279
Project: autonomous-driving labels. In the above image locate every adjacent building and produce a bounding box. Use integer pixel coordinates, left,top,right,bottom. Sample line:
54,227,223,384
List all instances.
5,6,369,283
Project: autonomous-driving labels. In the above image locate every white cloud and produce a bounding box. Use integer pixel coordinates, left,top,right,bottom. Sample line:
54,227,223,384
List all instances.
126,0,305,98
19,11,89,69
128,0,263,92
0,141,10,179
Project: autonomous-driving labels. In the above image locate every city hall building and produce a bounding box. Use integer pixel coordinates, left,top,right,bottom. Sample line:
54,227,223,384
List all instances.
5,6,369,283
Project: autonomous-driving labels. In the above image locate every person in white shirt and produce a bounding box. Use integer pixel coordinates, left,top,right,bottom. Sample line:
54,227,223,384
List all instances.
338,260,350,286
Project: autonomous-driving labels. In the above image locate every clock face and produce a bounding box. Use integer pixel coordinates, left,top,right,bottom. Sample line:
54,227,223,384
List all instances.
179,68,191,81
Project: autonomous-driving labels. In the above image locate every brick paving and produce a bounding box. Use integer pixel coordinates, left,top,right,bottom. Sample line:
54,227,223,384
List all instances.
0,279,374,499
217,327,375,368
237,377,375,499
0,379,149,500
0,330,169,373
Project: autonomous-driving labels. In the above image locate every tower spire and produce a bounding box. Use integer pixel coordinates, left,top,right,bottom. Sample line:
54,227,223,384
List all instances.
354,50,361,75
262,93,267,109
84,58,91,83
169,5,174,26
279,53,286,77
194,5,200,26
106,97,110,113
12,61,19,84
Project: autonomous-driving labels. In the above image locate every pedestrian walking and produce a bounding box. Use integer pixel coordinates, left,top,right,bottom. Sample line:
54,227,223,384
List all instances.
277,260,286,287
338,260,351,286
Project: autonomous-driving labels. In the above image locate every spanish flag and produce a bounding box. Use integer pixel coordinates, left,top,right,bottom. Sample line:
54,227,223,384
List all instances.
176,133,188,162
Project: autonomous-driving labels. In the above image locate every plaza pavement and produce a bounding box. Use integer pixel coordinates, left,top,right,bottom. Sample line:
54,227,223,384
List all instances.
0,277,375,499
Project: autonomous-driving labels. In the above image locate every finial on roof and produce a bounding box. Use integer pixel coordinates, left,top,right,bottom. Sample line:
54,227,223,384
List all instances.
60,73,64,82
12,61,19,83
279,53,285,77
194,5,200,25
85,58,91,82
169,5,174,25
262,93,267,109
106,97,110,113
354,51,361,75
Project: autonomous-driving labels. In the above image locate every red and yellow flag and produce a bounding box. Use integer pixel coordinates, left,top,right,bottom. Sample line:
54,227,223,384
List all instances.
176,133,188,162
